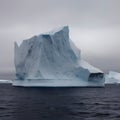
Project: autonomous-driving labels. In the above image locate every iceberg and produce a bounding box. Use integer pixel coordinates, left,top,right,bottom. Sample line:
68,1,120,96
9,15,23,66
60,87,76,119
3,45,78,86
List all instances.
105,71,120,84
13,26,105,87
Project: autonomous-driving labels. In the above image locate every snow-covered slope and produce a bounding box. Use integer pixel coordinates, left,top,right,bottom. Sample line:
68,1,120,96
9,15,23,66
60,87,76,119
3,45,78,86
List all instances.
13,26,105,87
105,71,120,84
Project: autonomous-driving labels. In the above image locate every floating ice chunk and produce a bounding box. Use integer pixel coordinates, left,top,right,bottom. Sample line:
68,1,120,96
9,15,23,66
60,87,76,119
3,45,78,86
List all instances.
0,80,12,84
105,71,120,84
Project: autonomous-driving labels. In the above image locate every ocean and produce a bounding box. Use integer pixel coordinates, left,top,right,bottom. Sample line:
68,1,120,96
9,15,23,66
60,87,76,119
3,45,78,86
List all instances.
0,84,120,120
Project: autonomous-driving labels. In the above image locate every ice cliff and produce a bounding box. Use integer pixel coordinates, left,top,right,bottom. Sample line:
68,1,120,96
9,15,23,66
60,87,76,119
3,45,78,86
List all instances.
14,26,105,87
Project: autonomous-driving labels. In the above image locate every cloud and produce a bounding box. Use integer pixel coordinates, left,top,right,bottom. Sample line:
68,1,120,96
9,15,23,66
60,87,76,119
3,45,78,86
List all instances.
0,0,120,73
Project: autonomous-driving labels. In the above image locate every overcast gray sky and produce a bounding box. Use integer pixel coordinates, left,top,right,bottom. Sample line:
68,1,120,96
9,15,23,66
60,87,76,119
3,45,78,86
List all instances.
0,0,120,73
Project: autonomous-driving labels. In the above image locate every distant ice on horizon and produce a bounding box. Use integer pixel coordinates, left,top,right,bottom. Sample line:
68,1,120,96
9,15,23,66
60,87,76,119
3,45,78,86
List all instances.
105,71,120,84
0,80,12,84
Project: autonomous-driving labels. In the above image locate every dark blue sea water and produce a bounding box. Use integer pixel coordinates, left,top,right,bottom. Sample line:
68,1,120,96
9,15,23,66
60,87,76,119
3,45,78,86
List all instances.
0,84,120,120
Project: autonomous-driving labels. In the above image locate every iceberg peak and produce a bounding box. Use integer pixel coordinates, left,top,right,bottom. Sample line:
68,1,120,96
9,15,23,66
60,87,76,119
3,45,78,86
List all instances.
16,26,69,47
45,26,69,35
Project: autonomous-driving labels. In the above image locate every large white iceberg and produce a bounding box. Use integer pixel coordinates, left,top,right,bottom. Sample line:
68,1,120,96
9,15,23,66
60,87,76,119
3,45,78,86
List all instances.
13,26,105,87
105,71,120,84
